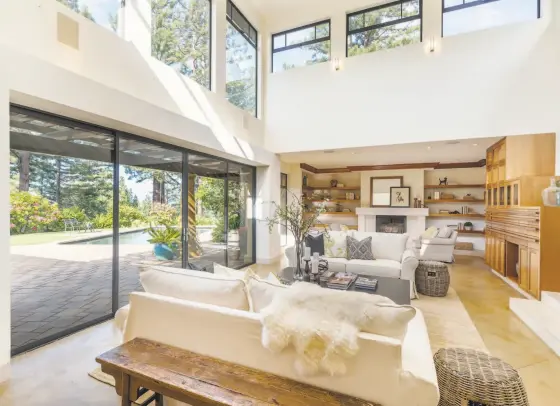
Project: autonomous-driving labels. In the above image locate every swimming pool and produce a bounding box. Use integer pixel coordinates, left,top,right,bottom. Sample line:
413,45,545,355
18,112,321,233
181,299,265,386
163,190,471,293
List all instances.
72,230,150,245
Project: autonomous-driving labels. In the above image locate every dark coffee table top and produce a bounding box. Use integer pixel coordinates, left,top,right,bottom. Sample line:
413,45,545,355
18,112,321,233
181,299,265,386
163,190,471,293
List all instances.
279,267,411,305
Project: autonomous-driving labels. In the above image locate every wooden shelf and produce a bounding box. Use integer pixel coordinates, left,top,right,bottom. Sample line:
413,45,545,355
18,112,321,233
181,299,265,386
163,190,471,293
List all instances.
428,214,485,218
304,212,357,216
425,184,486,189
303,186,361,190
425,199,485,204
458,230,485,235
313,224,359,230
306,199,360,203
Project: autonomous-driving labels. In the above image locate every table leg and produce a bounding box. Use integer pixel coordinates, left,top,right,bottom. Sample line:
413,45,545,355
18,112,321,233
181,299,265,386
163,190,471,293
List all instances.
155,393,164,406
121,373,131,406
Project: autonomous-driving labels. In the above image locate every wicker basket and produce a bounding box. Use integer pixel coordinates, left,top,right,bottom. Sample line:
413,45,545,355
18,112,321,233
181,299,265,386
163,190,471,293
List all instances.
416,260,450,297
434,348,529,406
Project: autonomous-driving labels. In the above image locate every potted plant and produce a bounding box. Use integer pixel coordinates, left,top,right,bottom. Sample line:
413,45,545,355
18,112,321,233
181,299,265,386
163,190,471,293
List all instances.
147,225,181,260
266,192,326,281
464,221,473,231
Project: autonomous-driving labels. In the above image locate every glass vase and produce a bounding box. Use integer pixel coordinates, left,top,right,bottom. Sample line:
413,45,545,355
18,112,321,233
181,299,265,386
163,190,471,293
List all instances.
294,242,304,281
542,178,560,207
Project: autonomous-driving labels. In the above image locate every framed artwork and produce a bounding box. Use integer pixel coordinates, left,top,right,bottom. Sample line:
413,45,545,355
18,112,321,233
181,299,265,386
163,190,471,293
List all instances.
390,187,411,207
370,176,403,207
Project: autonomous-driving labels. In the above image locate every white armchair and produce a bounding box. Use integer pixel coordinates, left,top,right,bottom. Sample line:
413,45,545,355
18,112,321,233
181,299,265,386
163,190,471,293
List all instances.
417,231,458,263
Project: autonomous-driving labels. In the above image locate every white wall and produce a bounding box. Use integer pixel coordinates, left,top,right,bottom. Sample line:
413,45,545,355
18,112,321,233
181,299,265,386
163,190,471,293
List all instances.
265,0,560,153
0,85,9,382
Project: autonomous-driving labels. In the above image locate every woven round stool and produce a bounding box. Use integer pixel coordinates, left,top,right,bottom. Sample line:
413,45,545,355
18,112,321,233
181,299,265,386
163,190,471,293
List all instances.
434,348,529,406
416,260,450,297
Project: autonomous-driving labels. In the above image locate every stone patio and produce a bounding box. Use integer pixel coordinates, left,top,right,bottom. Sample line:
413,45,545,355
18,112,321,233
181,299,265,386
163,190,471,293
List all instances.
10,238,243,354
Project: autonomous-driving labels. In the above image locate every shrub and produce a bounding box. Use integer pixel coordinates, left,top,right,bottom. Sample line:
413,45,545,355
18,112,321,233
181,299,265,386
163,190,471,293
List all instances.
10,191,61,234
92,204,146,229
149,203,179,227
196,216,215,226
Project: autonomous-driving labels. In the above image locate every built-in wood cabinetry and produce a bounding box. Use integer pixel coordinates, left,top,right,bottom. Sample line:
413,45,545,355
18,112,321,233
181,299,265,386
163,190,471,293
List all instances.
485,133,559,299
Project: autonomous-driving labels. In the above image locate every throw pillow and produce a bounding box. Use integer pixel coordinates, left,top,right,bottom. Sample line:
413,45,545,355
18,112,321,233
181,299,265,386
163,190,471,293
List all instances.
361,303,417,339
346,236,374,260
422,226,439,239
246,275,286,312
140,265,250,311
305,233,325,256
323,231,348,258
436,226,453,238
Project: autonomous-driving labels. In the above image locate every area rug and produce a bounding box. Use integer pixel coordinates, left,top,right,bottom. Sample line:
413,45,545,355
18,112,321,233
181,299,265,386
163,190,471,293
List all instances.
415,287,487,354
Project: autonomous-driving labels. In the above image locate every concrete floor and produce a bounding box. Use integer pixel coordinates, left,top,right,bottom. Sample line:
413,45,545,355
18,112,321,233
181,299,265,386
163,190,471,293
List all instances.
10,238,246,353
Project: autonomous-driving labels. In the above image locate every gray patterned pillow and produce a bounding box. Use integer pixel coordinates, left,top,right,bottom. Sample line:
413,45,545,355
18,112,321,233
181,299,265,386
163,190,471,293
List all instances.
346,236,374,260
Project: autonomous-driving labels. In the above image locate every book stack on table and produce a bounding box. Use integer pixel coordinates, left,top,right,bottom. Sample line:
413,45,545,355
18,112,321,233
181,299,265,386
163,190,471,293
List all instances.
326,272,357,290
354,277,378,291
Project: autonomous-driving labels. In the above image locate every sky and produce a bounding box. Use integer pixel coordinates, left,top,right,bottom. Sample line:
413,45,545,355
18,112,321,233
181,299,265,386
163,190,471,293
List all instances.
78,0,119,30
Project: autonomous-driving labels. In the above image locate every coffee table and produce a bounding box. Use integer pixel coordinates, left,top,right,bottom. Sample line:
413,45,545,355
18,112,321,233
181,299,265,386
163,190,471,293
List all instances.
279,267,411,305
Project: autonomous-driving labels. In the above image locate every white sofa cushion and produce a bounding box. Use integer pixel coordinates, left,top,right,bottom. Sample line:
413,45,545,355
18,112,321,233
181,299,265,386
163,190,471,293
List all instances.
140,266,250,311
324,231,348,258
323,257,348,272
246,275,286,313
352,231,408,262
436,226,453,238
346,259,401,278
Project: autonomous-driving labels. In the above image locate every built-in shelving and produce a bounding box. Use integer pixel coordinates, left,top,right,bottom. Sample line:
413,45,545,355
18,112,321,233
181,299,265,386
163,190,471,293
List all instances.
303,186,361,190
425,199,485,204
424,184,486,189
306,199,360,203
458,230,485,235
428,214,485,218
304,212,357,217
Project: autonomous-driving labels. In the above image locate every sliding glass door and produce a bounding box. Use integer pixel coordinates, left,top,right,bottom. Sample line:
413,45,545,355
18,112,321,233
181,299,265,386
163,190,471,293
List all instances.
9,107,115,355
9,105,257,355
117,137,183,308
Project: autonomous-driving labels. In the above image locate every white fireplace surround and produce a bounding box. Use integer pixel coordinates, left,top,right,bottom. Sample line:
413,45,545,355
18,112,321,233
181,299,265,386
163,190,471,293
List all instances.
356,208,429,240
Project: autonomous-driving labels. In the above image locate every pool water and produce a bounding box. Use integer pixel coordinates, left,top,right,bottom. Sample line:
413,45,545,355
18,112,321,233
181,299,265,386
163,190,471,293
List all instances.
78,230,150,245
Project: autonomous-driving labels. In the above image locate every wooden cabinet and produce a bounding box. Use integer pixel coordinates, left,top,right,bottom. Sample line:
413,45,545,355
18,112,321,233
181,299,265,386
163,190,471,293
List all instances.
528,248,540,298
518,246,529,291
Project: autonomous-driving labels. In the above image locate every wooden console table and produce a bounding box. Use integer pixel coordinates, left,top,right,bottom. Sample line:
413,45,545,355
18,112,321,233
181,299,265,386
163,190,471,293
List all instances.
96,338,378,406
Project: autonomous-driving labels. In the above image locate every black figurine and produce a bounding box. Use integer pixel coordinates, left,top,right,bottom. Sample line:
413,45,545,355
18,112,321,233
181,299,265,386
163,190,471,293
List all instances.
439,177,448,186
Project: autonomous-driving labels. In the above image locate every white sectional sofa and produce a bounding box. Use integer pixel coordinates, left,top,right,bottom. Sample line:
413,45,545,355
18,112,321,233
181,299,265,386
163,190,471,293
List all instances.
115,266,439,406
286,231,419,299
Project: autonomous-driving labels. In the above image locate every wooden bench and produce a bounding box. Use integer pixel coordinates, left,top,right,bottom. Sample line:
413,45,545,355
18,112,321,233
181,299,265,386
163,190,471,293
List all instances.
96,338,379,406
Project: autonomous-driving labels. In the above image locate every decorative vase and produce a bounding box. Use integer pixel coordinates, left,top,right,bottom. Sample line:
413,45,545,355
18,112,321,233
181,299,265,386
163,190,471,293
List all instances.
302,175,308,187
294,242,304,281
465,226,473,231
330,179,338,187
542,178,560,207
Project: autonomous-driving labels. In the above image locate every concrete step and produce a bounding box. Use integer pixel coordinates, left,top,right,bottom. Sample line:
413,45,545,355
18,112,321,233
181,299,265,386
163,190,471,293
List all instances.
510,297,560,357
542,291,560,313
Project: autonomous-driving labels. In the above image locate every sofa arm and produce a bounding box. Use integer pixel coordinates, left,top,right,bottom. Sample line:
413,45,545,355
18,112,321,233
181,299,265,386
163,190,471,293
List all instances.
422,237,456,246
114,304,130,339
401,249,419,299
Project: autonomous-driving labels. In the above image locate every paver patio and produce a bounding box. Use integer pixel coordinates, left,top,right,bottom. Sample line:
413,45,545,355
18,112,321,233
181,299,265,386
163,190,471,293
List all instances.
10,236,242,354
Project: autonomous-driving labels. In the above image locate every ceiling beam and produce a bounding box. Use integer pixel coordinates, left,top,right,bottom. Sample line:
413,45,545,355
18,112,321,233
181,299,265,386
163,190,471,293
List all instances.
300,163,317,173
347,162,440,171
435,159,486,169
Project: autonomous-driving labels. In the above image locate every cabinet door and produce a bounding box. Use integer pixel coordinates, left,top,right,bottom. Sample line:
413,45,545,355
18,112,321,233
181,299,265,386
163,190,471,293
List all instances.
498,239,506,275
485,231,492,265
518,246,529,291
512,181,520,206
528,249,540,298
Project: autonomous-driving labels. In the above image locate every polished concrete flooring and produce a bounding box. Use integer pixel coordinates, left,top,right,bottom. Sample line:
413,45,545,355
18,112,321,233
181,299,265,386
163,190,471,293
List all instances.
1,256,558,405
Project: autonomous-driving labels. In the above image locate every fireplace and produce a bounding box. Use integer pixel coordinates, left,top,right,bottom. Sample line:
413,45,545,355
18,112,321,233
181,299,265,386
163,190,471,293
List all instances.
376,215,406,234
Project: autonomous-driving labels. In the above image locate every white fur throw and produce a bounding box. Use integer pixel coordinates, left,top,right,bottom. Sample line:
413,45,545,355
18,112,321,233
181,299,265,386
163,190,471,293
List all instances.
260,282,416,376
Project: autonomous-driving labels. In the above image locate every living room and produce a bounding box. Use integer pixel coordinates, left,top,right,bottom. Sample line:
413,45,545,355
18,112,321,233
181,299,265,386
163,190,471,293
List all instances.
1,0,560,405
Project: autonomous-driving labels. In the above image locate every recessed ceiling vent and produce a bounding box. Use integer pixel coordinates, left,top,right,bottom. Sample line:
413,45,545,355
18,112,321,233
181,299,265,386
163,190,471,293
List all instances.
324,150,335,154
445,140,461,145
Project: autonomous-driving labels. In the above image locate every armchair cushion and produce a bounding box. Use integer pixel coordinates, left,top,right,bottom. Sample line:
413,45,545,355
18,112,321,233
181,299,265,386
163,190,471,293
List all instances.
436,226,453,238
422,237,456,246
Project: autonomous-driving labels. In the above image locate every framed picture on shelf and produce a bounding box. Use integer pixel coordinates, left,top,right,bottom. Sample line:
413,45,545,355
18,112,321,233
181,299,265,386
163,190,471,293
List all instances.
390,187,411,207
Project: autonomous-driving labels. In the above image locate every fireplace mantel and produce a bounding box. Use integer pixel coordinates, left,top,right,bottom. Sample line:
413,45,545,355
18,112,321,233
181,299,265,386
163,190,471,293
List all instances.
356,207,429,239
